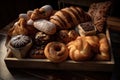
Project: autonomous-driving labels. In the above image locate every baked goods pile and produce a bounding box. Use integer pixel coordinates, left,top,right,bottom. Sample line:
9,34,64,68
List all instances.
6,1,111,63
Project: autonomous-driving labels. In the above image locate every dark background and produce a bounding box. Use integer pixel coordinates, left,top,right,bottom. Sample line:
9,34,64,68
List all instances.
0,0,120,29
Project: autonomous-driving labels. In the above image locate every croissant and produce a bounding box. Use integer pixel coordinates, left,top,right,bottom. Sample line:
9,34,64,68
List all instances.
50,6,91,30
95,33,110,60
31,5,53,20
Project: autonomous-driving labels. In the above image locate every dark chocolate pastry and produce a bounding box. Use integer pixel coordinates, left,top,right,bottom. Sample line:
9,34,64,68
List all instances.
77,21,96,36
29,45,46,59
35,31,51,46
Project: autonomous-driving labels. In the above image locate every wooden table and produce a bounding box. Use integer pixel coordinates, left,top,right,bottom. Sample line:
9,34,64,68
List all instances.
0,17,120,80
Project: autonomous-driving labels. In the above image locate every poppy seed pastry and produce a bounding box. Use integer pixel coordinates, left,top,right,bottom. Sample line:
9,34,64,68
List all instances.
77,21,96,36
29,45,46,59
8,35,32,58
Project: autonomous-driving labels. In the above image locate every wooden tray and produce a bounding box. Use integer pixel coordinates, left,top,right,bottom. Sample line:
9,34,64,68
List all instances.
3,29,114,72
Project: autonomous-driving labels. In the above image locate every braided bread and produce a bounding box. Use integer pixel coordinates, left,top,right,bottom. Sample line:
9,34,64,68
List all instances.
67,36,92,61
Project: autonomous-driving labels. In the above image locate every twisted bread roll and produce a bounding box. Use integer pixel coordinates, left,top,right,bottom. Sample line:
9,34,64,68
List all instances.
67,36,92,61
50,6,91,30
85,35,99,53
95,33,110,60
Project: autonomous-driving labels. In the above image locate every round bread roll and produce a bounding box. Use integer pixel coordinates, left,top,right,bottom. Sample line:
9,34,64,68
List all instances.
56,30,79,44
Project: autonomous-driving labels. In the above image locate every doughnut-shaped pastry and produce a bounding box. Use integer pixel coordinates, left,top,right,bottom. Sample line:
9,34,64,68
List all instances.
95,33,110,60
44,42,68,63
67,36,92,61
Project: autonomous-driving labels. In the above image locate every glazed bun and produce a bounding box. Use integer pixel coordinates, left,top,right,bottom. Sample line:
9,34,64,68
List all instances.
33,19,56,35
56,30,79,44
